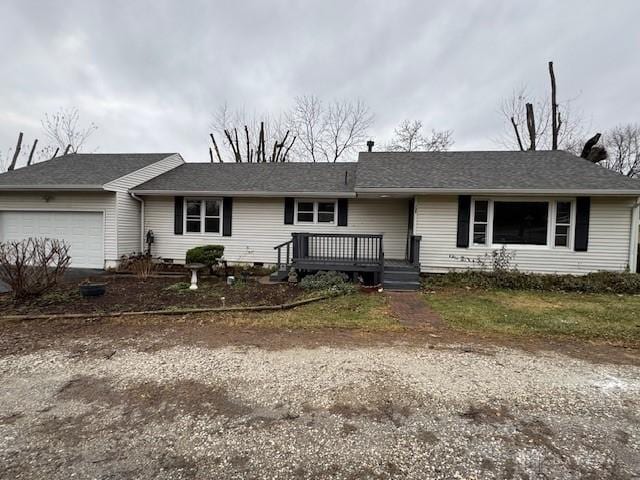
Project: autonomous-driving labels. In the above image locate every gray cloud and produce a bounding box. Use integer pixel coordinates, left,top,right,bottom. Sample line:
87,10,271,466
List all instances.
1,0,638,164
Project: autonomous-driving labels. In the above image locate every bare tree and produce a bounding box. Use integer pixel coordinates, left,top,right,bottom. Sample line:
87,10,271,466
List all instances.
288,95,326,162
323,99,374,162
386,120,454,152
211,96,373,163
41,107,98,154
210,104,291,162
601,124,640,177
497,85,584,153
0,133,56,173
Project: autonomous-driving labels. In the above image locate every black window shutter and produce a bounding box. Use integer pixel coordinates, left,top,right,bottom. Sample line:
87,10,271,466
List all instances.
456,195,471,248
223,197,233,236
284,197,295,224
337,198,348,226
174,196,184,235
574,196,590,251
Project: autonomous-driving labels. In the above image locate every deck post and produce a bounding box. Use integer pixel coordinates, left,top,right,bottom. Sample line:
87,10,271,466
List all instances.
409,235,422,267
353,237,358,262
379,237,385,287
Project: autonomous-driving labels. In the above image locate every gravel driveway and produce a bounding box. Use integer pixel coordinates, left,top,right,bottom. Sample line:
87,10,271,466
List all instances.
1,323,639,479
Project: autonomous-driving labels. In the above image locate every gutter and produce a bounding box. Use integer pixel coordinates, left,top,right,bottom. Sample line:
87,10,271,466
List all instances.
0,185,105,191
355,187,640,196
130,190,357,198
629,198,640,273
130,192,145,253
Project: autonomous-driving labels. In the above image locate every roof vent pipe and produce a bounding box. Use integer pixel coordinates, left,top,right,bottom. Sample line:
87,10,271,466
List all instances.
344,171,348,185
367,140,374,152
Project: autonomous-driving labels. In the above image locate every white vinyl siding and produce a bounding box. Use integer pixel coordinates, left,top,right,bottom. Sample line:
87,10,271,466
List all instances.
104,154,184,257
103,154,184,191
115,192,141,256
143,197,409,264
415,195,635,274
0,191,117,266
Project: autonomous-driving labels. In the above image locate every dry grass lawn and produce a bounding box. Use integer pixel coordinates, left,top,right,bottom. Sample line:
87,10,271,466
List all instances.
425,288,640,344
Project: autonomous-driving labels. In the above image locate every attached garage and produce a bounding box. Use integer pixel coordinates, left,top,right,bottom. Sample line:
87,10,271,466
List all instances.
0,211,104,268
0,153,185,270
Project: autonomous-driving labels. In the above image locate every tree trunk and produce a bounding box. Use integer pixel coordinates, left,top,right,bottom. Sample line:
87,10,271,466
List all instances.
209,133,223,162
27,139,38,166
525,103,536,150
281,136,297,162
510,117,524,151
8,132,23,171
580,133,606,163
64,144,72,155
51,147,59,160
549,61,559,150
244,125,251,163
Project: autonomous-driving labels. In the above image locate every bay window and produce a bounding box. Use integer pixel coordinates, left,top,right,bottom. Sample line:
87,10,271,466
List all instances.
184,198,222,234
470,198,573,248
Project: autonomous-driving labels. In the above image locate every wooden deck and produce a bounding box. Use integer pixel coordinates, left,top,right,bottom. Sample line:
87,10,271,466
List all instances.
273,232,421,288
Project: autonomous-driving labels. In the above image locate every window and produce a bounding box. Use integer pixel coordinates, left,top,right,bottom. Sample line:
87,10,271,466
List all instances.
472,200,488,245
317,202,336,223
295,200,336,224
554,201,572,247
184,198,222,234
493,201,548,245
296,202,315,223
468,198,576,249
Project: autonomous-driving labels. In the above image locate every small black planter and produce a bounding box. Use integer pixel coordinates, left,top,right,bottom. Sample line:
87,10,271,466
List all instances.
79,283,107,298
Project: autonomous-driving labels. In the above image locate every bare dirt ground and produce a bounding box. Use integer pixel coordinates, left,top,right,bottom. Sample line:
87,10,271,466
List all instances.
1,315,639,479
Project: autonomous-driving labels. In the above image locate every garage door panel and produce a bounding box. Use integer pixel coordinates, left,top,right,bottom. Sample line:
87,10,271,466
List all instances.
0,211,104,269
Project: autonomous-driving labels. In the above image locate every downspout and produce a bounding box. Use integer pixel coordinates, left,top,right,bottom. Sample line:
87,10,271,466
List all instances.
629,198,640,273
130,192,145,253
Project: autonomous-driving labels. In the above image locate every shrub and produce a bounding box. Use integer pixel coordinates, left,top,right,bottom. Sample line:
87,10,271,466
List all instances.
424,270,640,294
0,238,71,299
449,246,517,272
299,271,357,296
120,253,156,279
186,245,224,272
164,282,191,292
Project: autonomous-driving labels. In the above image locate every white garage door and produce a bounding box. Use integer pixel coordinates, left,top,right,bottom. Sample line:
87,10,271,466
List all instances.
0,211,104,268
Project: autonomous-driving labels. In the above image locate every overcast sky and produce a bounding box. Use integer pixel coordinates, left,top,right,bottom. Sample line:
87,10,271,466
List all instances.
1,0,638,164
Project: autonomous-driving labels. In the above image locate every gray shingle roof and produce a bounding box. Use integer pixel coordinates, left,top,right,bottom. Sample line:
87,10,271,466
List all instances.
355,150,640,193
0,153,177,188
133,162,357,195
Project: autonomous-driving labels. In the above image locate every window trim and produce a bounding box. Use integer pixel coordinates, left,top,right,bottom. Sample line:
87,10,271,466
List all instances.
469,197,575,250
294,199,337,225
183,197,223,235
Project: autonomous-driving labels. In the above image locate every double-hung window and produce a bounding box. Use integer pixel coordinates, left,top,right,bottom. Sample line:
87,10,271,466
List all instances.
295,200,336,224
554,201,572,247
470,199,573,249
185,198,222,234
472,200,489,245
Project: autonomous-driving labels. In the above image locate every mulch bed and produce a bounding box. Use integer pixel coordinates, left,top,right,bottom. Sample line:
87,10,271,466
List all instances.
0,275,302,316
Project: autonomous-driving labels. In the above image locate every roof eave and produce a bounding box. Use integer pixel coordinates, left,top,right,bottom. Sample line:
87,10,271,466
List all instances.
355,187,640,196
0,185,106,192
130,189,357,198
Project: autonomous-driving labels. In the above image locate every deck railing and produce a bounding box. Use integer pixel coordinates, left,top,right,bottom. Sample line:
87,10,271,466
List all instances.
274,239,293,272
291,233,383,266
